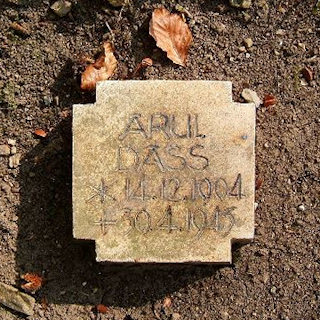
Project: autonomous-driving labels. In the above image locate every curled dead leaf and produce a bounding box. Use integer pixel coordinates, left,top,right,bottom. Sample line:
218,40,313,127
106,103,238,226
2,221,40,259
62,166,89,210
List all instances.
21,273,44,293
34,129,47,138
163,297,172,308
96,304,109,314
132,57,153,78
263,94,277,108
255,177,263,190
10,22,30,36
301,67,313,82
81,42,117,91
149,8,192,66
141,57,153,68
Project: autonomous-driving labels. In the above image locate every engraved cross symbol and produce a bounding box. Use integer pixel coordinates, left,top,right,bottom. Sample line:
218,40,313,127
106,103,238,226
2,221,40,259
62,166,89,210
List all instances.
94,208,117,235
87,178,115,204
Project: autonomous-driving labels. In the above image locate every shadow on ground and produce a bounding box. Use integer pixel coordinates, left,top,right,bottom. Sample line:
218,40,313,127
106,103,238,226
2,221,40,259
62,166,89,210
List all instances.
15,114,229,307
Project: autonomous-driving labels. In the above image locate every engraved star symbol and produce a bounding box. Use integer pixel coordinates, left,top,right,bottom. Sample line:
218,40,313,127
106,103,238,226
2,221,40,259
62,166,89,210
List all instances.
86,178,116,204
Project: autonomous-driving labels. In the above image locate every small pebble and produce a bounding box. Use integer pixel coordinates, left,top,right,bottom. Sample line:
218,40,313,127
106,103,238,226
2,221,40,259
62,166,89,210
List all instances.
297,204,305,212
8,139,16,146
9,154,21,169
0,282,35,316
1,183,11,194
254,202,259,210
276,29,286,36
212,22,227,34
239,46,246,53
11,187,20,193
50,0,72,17
0,145,11,156
11,146,17,155
107,0,126,6
229,0,252,9
270,286,277,294
241,88,262,108
244,38,253,48
242,12,251,21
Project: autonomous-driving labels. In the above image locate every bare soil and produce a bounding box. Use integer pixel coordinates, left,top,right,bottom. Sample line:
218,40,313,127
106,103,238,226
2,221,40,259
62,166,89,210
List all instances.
0,0,319,319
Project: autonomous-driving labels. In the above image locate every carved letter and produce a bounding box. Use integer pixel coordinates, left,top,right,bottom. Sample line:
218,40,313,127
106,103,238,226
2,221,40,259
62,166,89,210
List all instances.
141,145,165,172
118,114,147,141
169,114,191,138
193,114,206,138
166,144,186,170
188,144,209,170
149,113,170,139
117,146,139,171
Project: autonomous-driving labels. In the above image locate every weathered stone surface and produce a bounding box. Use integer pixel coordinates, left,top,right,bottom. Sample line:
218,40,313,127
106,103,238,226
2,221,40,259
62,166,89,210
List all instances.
73,81,255,263
0,282,35,316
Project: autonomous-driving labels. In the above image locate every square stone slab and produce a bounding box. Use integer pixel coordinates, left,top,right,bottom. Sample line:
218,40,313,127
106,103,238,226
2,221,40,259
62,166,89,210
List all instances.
73,80,255,263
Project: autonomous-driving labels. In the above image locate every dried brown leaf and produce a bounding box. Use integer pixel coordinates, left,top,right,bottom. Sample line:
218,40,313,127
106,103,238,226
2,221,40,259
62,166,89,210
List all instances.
132,57,153,78
163,297,172,308
301,67,313,82
255,177,263,191
263,94,277,108
21,273,44,293
81,42,117,91
96,304,109,314
149,8,192,66
34,129,47,138
141,57,153,68
10,22,30,36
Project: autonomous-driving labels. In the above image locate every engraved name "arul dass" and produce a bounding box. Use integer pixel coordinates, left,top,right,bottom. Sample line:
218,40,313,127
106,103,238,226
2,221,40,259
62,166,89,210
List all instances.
117,113,209,172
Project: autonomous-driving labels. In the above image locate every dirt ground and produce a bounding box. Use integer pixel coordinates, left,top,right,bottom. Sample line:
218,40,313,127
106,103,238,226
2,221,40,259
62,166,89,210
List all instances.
0,0,319,319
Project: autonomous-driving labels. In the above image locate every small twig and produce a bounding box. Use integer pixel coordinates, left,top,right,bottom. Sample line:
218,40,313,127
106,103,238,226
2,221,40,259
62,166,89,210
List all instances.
118,6,125,22
118,0,132,22
105,21,115,41
10,22,30,36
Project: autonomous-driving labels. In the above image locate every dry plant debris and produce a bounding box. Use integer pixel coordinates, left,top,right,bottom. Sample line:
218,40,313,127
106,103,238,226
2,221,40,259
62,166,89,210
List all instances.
10,22,30,36
263,94,277,108
132,57,153,78
96,304,109,313
21,273,44,293
149,8,192,66
301,67,313,83
34,129,47,138
163,296,172,308
81,42,117,91
255,177,263,190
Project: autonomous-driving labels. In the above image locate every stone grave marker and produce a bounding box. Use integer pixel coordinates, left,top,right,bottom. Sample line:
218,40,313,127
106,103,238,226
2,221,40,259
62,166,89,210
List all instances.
73,81,255,263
